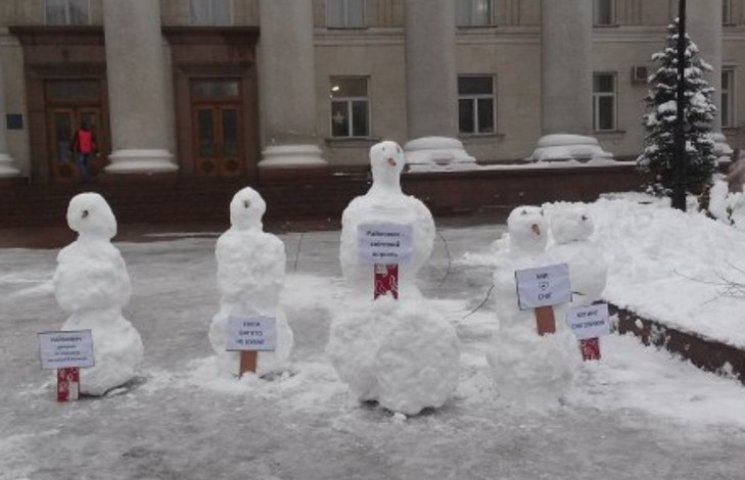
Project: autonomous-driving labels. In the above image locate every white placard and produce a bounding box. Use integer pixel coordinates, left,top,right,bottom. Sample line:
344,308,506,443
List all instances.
357,223,414,265
514,263,572,310
226,316,276,352
565,304,611,340
38,330,95,370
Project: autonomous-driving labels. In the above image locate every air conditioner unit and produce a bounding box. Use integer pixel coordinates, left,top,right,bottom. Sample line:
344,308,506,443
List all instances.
631,65,649,84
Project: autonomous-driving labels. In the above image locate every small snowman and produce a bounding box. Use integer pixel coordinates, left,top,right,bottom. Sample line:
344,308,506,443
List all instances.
53,193,143,395
328,140,459,416
547,205,607,306
339,140,435,297
487,205,580,407
208,187,293,378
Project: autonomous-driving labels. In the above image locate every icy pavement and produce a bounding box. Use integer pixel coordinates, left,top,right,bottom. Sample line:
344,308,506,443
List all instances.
1,225,744,480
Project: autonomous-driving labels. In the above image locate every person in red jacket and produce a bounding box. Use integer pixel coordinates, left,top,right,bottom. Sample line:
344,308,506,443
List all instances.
71,122,96,183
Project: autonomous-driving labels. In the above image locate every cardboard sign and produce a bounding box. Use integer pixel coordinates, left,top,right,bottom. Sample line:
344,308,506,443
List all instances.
565,304,611,340
226,316,276,352
357,223,414,265
514,263,571,310
38,330,95,370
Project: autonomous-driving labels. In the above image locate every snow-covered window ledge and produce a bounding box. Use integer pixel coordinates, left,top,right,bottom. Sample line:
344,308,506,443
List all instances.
593,129,626,137
325,137,381,148
458,132,505,141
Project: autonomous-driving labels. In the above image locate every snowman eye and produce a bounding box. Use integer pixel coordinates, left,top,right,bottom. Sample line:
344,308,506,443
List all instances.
82,210,89,219
243,200,251,209
396,147,401,154
581,215,587,221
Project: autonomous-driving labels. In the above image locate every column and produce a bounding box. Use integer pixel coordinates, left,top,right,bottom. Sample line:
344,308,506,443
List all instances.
257,0,325,169
102,0,177,173
530,0,612,162
402,0,474,169
687,0,732,160
0,58,19,177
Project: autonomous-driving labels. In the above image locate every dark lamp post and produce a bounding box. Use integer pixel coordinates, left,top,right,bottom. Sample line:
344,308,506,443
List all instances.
672,0,687,211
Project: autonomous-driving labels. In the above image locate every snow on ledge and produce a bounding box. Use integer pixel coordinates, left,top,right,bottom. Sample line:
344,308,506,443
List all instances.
404,136,476,171
106,149,178,173
529,134,614,163
0,152,20,177
259,145,328,169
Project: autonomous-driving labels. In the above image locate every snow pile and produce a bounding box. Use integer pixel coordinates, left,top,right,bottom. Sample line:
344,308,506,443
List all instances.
330,140,459,414
209,187,293,377
708,180,745,229
488,206,581,406
529,134,614,163
326,295,460,415
53,193,143,395
403,136,476,170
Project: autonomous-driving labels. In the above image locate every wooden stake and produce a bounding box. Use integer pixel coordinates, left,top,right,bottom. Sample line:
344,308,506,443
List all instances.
239,351,257,377
580,337,601,361
374,264,399,300
534,305,556,336
57,367,79,402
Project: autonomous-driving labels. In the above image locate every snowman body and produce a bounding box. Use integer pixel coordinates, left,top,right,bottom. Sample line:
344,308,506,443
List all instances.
53,193,143,395
209,187,293,377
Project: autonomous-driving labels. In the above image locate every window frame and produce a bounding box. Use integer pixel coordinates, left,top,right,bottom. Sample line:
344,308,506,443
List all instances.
593,0,616,27
325,0,367,29
722,67,736,129
190,0,233,26
329,76,371,139
456,0,495,27
593,72,618,132
457,74,496,136
723,0,734,25
44,0,91,26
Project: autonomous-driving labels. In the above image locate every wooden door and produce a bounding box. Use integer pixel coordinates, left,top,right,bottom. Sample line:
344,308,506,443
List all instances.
193,103,244,177
47,108,103,182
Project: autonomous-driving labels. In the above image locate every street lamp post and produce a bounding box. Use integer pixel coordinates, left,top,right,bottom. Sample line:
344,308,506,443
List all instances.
672,0,688,211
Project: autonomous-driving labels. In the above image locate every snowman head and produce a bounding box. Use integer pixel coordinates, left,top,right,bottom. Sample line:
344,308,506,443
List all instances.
369,140,405,190
550,206,594,244
66,192,117,240
507,205,548,254
230,187,266,231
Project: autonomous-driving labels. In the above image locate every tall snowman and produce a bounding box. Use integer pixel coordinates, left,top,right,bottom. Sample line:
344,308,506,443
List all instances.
208,187,293,377
487,206,580,407
327,140,460,416
53,193,143,395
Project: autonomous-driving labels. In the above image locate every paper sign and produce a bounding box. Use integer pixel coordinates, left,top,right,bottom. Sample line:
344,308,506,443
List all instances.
38,330,95,370
357,223,414,265
565,304,610,340
226,316,276,351
515,263,571,310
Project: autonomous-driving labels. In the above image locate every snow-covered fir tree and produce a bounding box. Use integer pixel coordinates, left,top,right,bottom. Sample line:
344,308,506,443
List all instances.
639,20,717,199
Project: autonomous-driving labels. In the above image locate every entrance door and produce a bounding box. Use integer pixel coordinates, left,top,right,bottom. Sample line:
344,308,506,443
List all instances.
48,108,102,182
191,79,244,178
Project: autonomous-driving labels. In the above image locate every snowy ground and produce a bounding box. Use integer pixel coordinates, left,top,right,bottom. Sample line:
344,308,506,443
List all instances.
2,210,745,479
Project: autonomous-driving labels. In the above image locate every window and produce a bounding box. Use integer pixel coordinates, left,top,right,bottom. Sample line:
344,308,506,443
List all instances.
593,73,617,131
326,0,366,28
458,76,495,135
190,0,232,26
330,77,370,138
594,0,615,26
722,68,736,128
457,0,494,27
45,0,89,25
723,0,734,25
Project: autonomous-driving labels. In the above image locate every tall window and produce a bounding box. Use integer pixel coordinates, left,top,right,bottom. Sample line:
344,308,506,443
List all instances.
326,0,366,28
45,0,89,25
190,0,232,26
594,0,615,26
458,76,495,135
330,77,370,138
457,0,494,26
722,68,736,128
723,0,734,25
593,73,617,131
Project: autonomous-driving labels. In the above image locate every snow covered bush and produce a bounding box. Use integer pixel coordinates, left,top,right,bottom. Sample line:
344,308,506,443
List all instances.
638,20,717,200
708,180,745,229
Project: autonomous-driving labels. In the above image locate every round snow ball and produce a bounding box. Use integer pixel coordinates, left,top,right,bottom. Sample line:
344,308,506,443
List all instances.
66,192,117,239
230,187,267,230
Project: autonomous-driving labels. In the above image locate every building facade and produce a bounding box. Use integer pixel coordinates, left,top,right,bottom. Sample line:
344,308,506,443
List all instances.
0,0,743,183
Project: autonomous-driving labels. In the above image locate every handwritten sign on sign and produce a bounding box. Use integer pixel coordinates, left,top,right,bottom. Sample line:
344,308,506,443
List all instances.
226,316,276,352
514,263,571,310
565,304,610,340
357,223,414,265
38,330,95,370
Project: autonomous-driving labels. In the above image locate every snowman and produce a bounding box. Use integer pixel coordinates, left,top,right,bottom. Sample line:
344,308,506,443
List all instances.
487,205,580,407
53,193,143,396
327,140,459,416
208,187,293,377
339,140,435,297
547,205,607,306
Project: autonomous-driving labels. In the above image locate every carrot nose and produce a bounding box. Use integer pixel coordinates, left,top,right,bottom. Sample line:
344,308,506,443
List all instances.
388,157,397,167
531,224,541,236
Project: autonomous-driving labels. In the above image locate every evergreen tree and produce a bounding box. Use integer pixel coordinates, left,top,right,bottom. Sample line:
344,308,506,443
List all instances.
639,20,717,198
